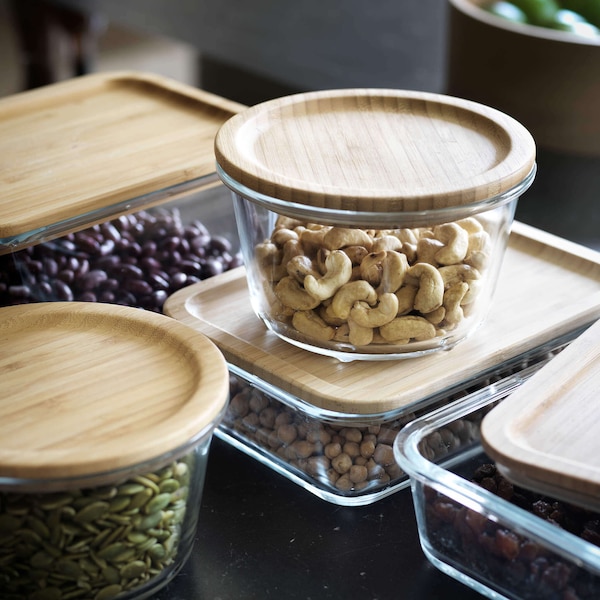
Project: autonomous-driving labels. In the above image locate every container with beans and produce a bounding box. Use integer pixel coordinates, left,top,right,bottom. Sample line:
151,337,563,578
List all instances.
0,71,243,312
214,88,536,361
218,338,571,505
394,332,600,600
0,302,230,599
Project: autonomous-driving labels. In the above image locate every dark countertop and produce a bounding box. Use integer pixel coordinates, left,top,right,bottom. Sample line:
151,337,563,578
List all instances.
155,437,484,600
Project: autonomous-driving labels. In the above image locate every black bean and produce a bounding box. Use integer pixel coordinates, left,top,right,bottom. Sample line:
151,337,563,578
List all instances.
0,206,243,312
53,280,74,301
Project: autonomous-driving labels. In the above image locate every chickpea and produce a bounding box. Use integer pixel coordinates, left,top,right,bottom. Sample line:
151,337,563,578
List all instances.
349,465,368,484
277,423,298,446
324,442,342,460
343,441,361,459
332,453,352,474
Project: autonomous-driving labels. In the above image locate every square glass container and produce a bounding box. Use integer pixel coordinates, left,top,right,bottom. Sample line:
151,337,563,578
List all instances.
214,89,537,361
0,302,230,600
0,71,244,311
394,339,600,600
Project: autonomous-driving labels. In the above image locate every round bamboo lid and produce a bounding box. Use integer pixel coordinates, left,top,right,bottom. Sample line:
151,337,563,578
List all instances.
0,302,229,482
215,88,536,212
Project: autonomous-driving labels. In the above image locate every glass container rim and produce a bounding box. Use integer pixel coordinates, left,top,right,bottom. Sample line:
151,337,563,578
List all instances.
217,163,536,228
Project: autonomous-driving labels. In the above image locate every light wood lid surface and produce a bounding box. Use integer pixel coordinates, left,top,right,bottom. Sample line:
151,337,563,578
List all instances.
164,223,600,415
214,89,536,212
0,302,229,480
0,71,243,244
481,318,600,510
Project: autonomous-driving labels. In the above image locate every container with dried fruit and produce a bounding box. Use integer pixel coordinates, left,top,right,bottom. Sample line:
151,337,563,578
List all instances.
0,301,230,599
214,89,537,361
394,319,600,599
0,71,244,312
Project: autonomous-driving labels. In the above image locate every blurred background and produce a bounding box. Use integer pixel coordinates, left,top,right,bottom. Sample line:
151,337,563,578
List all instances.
1,0,598,249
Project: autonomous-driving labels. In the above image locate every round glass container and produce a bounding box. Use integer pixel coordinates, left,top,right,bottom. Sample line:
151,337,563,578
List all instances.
0,302,229,600
215,89,536,361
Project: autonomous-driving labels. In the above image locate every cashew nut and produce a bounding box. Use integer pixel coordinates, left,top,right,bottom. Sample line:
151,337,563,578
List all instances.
292,310,335,341
347,317,374,346
330,280,377,320
342,245,370,266
299,226,331,256
406,263,444,314
270,239,303,282
424,306,446,325
465,231,492,270
275,276,321,310
416,237,444,265
443,282,469,327
360,251,387,287
379,316,436,342
286,255,320,283
438,264,480,288
323,227,373,251
271,227,299,247
376,250,408,294
395,284,418,316
275,216,305,230
303,250,353,301
372,235,402,253
456,217,484,234
350,293,399,328
433,223,469,265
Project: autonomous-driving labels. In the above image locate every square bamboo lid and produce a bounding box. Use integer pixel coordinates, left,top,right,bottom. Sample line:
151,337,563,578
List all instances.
0,71,243,254
481,318,600,511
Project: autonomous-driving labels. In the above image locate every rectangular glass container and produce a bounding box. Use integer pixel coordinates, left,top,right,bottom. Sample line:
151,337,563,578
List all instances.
216,333,576,506
394,347,600,600
0,72,244,311
0,185,242,312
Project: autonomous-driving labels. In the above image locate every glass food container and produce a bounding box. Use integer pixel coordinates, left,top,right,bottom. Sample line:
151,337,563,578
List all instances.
164,212,600,505
394,323,600,600
0,301,230,600
0,71,244,311
214,89,537,361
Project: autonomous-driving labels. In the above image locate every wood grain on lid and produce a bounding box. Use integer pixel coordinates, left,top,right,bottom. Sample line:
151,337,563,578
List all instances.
164,223,600,415
214,89,536,212
0,302,229,480
0,71,244,241
481,318,600,509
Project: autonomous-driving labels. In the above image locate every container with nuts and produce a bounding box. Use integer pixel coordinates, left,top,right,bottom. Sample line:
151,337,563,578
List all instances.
0,302,230,599
214,89,536,360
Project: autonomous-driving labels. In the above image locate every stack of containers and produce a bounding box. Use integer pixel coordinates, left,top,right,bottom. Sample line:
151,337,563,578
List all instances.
164,89,600,506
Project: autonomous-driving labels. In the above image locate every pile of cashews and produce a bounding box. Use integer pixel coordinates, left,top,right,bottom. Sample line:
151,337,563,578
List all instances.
255,216,492,347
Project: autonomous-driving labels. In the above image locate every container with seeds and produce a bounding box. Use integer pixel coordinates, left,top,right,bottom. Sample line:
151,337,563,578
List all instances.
214,89,537,361
0,301,230,600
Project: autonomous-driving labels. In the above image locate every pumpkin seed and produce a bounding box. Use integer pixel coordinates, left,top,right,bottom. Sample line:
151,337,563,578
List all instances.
120,559,147,580
94,583,122,600
74,502,109,524
0,457,192,598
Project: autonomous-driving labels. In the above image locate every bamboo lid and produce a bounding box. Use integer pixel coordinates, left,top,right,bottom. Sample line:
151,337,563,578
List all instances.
481,318,600,511
214,88,536,212
0,71,243,250
164,222,600,414
0,302,229,481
